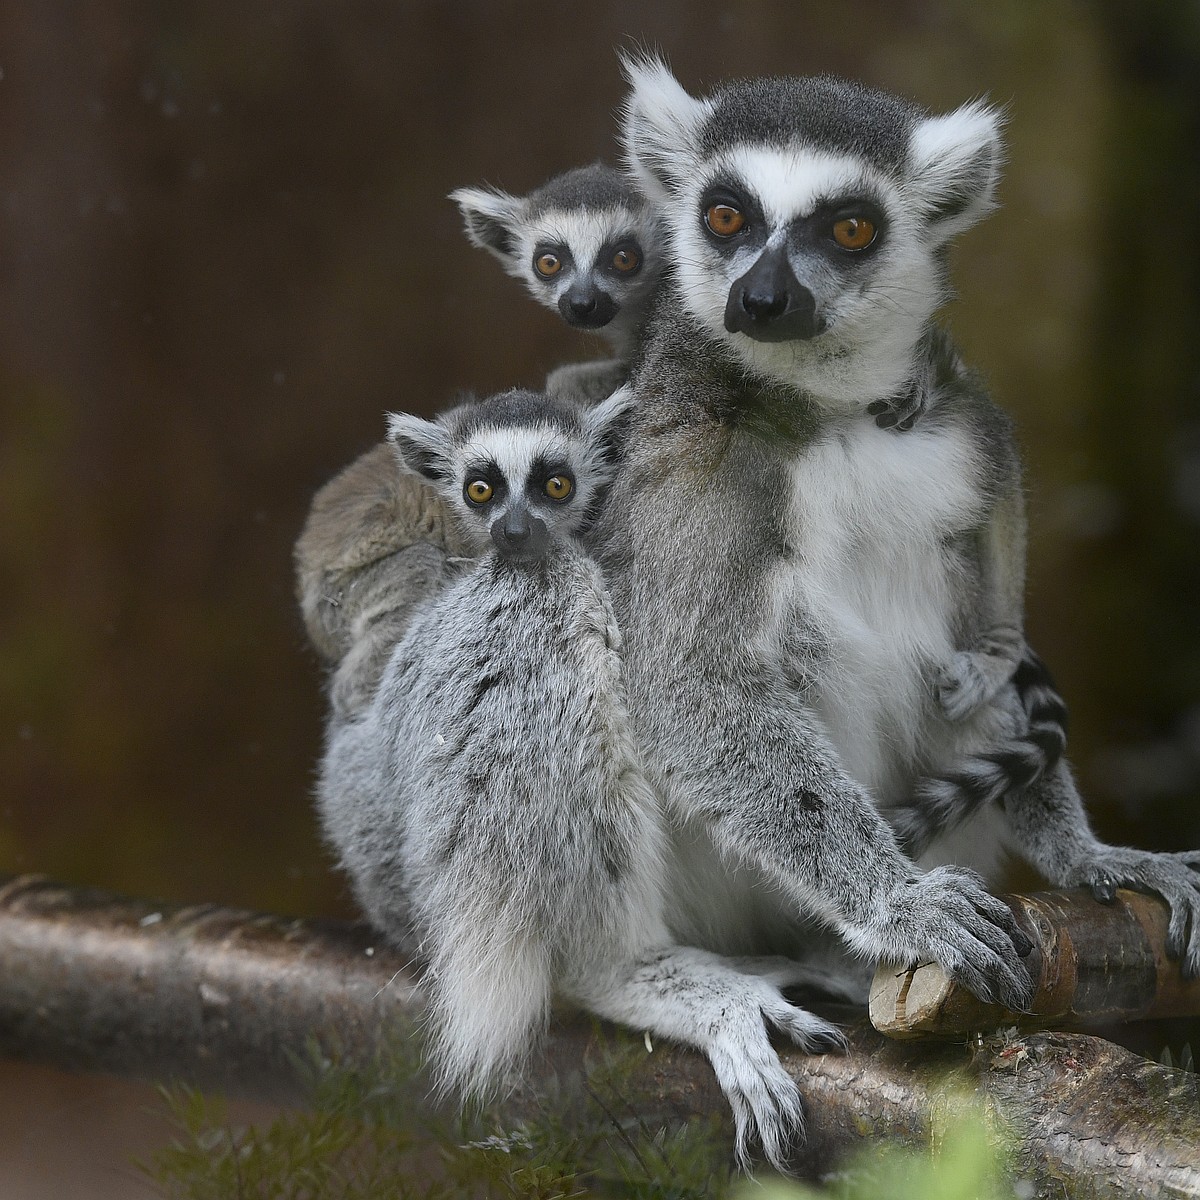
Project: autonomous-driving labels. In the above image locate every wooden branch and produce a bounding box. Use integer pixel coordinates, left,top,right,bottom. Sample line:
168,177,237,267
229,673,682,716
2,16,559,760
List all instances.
1,874,1197,1195
871,889,1200,1038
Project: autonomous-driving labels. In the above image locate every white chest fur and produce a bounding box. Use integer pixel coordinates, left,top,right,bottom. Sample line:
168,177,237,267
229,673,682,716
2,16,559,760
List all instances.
773,418,985,801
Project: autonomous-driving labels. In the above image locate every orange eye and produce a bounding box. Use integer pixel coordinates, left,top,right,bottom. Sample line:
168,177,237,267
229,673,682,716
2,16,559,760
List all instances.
535,252,562,277
612,246,641,273
832,216,877,251
543,474,574,501
464,479,494,505
705,204,745,237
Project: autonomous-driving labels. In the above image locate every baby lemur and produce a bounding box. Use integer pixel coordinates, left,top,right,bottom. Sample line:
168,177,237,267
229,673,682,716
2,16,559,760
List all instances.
452,163,662,404
317,389,848,1169
294,165,664,715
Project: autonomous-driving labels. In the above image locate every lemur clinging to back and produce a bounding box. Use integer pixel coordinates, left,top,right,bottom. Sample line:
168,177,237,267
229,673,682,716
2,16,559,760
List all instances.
597,56,1200,992
451,163,663,404
317,388,850,1169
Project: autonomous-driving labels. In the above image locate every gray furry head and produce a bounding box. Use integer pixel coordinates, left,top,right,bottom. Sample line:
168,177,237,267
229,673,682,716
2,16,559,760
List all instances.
387,388,634,562
450,164,663,352
617,53,1004,409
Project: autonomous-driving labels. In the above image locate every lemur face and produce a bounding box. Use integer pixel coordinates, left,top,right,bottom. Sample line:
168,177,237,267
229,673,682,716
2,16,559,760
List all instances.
674,145,922,349
619,56,1002,404
451,164,662,344
388,389,631,563
446,423,590,562
523,205,647,331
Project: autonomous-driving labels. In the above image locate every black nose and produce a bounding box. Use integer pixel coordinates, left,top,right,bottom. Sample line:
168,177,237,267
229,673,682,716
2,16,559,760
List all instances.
558,285,618,329
569,294,596,319
503,512,530,542
740,283,789,322
724,248,821,342
490,509,549,560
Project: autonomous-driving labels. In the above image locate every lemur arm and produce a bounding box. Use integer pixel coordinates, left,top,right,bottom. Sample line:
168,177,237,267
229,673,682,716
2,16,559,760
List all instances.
1003,761,1200,978
545,358,627,406
936,483,1028,721
601,418,1033,1011
634,648,1034,1012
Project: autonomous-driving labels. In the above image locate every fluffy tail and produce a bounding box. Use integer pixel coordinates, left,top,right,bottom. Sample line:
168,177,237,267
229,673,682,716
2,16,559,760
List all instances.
422,911,554,1102
892,649,1069,857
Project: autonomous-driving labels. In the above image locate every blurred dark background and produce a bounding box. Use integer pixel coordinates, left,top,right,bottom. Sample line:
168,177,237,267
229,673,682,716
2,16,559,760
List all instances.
0,1,1198,1191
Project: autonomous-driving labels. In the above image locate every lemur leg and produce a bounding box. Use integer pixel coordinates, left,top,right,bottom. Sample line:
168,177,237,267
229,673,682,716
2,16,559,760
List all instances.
937,486,1027,722
569,946,846,1172
1004,760,1200,977
724,955,866,1003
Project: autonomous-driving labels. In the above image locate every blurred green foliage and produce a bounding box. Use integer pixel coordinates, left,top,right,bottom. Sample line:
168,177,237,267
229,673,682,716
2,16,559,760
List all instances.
140,1033,1025,1200
141,1034,735,1199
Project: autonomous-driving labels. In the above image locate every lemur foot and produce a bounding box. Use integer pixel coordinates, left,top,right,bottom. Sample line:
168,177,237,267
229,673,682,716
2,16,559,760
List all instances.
707,981,846,1171
581,949,847,1173
1068,846,1200,979
868,866,1035,1012
867,391,926,432
935,651,1002,721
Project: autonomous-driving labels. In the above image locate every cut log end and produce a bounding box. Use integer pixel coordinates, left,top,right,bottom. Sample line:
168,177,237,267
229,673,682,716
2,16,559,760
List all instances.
871,889,1200,1039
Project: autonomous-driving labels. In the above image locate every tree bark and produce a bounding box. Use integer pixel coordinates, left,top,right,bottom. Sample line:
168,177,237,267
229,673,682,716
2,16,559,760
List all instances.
0,874,1196,1195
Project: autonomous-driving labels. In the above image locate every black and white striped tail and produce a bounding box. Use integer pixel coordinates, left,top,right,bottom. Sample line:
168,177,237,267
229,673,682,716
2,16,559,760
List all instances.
892,649,1069,857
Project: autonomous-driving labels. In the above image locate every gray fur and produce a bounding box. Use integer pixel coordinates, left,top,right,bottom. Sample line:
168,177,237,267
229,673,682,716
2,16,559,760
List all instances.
525,161,641,216
699,74,920,172
309,63,1200,1175
318,388,850,1171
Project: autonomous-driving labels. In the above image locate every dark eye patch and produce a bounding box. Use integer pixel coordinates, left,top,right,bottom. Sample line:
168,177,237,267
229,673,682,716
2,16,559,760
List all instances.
463,460,507,503
597,238,643,276
532,243,574,279
699,179,767,253
528,456,574,497
789,196,889,261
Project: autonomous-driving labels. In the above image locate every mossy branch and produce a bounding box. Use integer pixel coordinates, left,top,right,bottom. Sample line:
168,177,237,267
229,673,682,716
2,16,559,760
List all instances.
1,874,1197,1194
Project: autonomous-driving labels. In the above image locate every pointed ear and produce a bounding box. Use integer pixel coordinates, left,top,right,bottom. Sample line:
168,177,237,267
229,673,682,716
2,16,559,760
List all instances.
584,384,637,451
908,100,1005,245
617,51,710,202
386,411,453,481
448,186,527,266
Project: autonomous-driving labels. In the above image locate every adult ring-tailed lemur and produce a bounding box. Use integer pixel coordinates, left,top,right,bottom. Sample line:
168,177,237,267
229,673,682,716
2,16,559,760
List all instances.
600,53,1199,980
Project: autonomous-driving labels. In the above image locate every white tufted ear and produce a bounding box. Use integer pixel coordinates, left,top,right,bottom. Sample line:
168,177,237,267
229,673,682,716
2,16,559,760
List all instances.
617,51,711,202
908,100,1005,245
584,384,637,443
387,411,454,481
449,186,528,269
